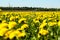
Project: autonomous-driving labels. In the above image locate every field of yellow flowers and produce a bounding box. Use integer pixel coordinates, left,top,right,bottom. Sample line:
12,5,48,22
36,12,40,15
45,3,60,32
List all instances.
0,11,60,40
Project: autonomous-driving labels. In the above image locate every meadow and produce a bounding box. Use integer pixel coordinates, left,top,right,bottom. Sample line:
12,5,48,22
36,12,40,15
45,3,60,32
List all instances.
0,11,60,40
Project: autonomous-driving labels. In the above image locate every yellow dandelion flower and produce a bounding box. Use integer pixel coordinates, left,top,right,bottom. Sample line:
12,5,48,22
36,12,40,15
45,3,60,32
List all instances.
8,21,17,29
39,29,49,35
10,16,15,21
17,28,22,30
16,31,26,38
48,22,57,26
33,18,39,23
39,23,47,29
9,31,16,39
58,21,60,26
0,23,8,29
48,18,54,20
11,30,24,38
18,18,26,23
21,24,28,30
42,19,47,23
0,28,8,36
15,16,19,19
36,16,40,20
4,30,13,39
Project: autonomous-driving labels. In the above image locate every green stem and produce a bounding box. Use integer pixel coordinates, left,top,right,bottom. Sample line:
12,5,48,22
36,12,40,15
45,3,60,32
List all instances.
16,37,19,40
56,30,58,40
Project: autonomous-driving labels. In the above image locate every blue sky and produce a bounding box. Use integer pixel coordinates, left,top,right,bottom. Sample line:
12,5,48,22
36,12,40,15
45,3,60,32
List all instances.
0,0,60,8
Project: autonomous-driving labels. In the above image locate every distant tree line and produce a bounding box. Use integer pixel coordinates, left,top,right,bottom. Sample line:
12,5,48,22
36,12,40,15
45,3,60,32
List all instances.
0,7,60,11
